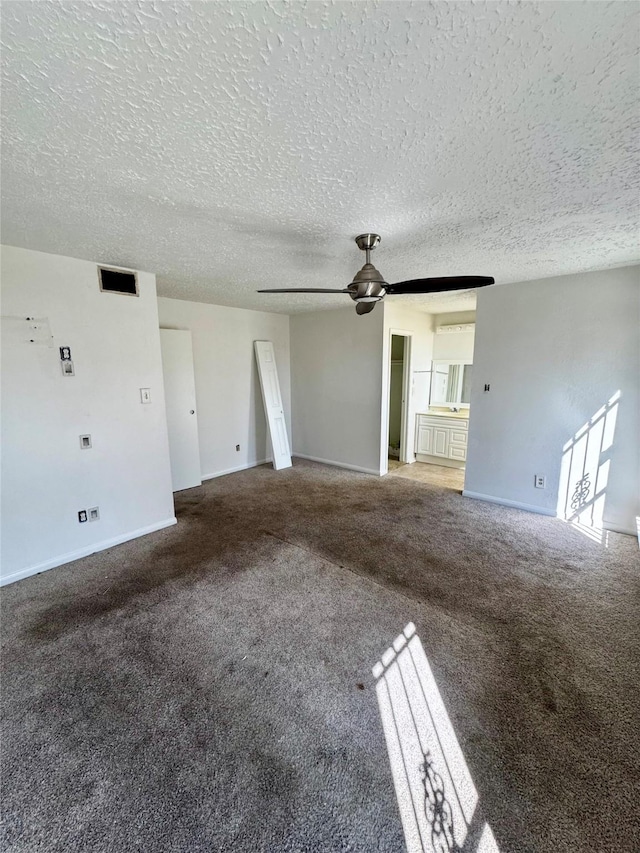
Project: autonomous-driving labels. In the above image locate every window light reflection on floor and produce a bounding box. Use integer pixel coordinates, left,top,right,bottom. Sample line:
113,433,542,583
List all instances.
373,623,500,853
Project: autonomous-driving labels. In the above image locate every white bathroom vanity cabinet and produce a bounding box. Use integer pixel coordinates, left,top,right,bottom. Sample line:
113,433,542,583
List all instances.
415,413,468,468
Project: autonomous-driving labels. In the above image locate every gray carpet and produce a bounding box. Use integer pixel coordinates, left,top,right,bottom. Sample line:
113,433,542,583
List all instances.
1,459,639,852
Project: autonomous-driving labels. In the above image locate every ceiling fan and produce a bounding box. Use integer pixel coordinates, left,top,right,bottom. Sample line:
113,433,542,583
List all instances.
258,233,495,315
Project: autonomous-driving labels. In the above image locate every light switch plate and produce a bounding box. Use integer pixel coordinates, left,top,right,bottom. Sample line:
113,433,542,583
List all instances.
140,388,151,404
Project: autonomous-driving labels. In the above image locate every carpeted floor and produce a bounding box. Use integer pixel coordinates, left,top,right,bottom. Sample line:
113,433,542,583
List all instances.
1,459,639,852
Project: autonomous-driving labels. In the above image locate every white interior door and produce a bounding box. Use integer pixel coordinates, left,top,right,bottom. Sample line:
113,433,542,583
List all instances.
254,340,292,470
160,329,202,491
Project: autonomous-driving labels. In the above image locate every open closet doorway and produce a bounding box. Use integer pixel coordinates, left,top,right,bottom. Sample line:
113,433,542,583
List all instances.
387,333,412,470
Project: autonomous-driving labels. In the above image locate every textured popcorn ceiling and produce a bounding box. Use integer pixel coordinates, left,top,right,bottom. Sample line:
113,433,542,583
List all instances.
2,1,639,314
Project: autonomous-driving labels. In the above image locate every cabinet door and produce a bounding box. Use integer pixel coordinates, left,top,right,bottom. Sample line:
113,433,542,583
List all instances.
450,429,468,446
416,425,433,454
433,427,449,457
449,444,467,461
449,427,467,461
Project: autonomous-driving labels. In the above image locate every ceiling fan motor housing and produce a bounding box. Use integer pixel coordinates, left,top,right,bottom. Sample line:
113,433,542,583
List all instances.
349,263,387,302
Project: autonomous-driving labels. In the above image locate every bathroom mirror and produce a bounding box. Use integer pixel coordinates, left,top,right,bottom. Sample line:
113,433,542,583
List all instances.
430,360,473,407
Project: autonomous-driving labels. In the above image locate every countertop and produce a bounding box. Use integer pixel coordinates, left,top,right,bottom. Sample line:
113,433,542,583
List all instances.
417,410,470,420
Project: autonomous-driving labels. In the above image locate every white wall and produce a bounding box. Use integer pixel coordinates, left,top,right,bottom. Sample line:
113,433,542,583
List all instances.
464,266,639,534
157,298,290,479
290,306,384,475
1,246,175,585
382,303,435,472
432,311,476,362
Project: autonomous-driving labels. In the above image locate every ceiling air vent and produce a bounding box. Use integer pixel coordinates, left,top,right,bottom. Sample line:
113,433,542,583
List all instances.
98,266,138,296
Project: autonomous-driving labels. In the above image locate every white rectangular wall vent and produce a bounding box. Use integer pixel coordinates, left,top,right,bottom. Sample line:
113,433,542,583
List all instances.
98,266,138,296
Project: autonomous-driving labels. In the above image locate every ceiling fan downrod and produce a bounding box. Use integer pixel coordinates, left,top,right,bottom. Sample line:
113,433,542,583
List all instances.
354,232,381,265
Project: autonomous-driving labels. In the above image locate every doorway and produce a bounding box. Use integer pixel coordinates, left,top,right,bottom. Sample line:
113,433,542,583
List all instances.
387,333,412,471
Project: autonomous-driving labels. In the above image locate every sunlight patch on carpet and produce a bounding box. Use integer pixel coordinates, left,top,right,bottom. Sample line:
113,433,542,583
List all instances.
373,623,500,853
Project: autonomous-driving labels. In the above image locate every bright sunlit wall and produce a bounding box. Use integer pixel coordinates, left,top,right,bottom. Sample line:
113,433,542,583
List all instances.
464,266,639,536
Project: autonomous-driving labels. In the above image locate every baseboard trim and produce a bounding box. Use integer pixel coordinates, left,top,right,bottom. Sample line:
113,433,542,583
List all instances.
202,459,272,481
0,517,178,587
602,521,637,538
462,490,556,516
293,453,380,477
462,492,637,536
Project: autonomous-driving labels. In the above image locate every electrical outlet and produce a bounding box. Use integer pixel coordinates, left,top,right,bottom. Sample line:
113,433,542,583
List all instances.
236,444,240,452
535,474,546,489
88,506,100,522
140,388,151,404
78,510,88,523
79,434,92,449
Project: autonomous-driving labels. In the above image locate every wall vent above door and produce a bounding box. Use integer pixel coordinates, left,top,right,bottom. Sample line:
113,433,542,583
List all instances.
98,266,138,296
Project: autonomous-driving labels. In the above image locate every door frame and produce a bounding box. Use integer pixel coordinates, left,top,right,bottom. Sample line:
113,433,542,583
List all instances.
381,329,414,476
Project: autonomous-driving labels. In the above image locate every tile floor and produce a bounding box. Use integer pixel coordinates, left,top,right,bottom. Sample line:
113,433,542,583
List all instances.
387,459,465,491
